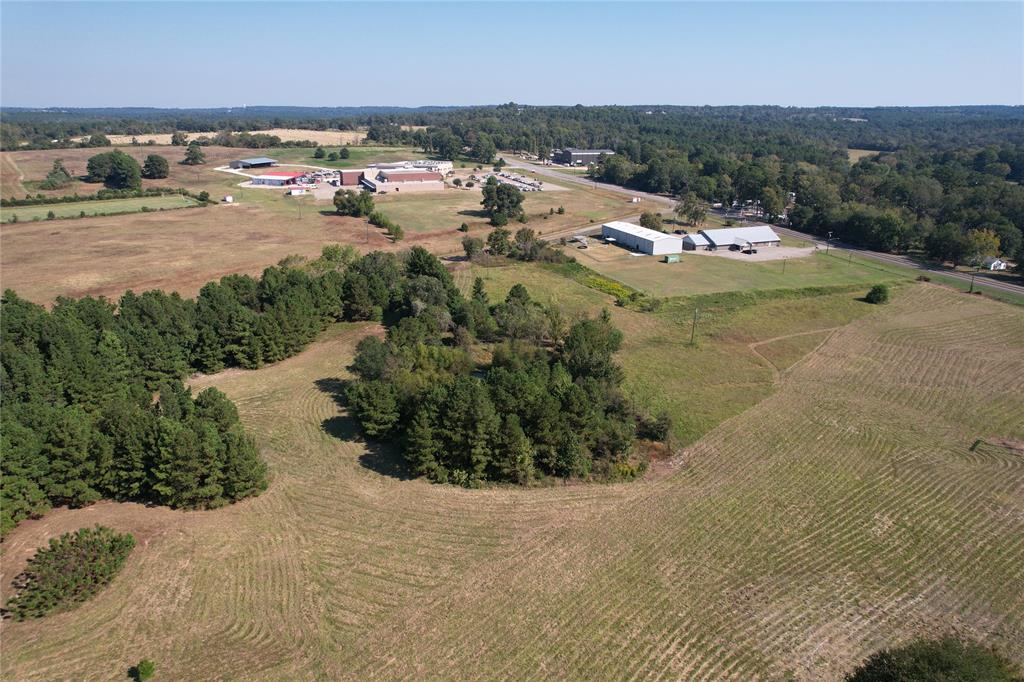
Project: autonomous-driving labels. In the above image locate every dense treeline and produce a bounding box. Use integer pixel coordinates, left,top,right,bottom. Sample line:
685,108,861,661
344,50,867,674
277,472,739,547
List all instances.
1,291,269,536
0,249,372,535
3,525,135,620
1,105,458,149
789,147,1024,263
345,261,668,486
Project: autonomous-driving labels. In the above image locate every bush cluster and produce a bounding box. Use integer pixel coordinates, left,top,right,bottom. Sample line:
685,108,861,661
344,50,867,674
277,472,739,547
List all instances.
846,636,1020,681
368,210,404,241
345,253,668,486
4,525,135,620
2,187,189,207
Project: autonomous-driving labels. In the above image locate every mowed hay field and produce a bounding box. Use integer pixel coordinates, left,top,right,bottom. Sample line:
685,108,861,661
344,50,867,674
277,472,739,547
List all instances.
3,281,1023,680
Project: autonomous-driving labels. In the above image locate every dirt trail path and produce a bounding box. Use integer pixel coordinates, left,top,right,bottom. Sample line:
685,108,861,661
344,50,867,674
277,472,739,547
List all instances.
748,326,842,382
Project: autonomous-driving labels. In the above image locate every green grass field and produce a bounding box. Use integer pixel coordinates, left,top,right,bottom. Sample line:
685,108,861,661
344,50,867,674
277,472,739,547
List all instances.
576,249,910,298
459,261,876,445
1,195,199,222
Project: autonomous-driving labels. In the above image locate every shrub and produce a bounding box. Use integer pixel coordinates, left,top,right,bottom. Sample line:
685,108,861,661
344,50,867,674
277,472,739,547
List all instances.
4,525,135,620
458,222,469,232
639,211,664,232
557,206,565,215
865,284,890,304
846,636,1020,681
131,659,156,682
141,154,169,179
46,210,56,220
339,147,350,159
197,191,210,203
916,274,931,282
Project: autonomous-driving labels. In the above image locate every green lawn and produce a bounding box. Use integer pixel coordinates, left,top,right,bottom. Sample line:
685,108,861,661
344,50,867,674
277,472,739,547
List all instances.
577,249,910,298
1,194,199,222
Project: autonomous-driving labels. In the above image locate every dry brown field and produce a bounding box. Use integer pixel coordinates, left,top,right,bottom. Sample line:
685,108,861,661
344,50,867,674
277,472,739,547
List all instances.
2,281,1022,680
1,146,637,304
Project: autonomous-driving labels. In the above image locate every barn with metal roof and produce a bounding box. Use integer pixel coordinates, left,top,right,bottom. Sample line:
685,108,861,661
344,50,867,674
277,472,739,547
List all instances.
698,225,781,249
601,221,683,255
230,157,279,169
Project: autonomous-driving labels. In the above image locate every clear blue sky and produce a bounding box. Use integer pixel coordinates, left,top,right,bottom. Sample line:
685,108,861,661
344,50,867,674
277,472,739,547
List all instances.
2,1,1021,107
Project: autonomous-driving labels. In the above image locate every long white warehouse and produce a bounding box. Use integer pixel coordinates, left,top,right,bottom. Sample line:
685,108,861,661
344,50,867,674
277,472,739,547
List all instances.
601,221,683,255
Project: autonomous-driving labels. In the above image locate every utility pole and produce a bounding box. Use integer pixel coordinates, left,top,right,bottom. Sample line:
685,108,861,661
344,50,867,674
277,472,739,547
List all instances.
690,307,699,345
969,266,979,293
782,258,787,275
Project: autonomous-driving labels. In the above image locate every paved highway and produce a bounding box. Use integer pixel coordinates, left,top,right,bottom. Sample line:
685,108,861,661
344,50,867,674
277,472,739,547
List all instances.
501,154,1022,298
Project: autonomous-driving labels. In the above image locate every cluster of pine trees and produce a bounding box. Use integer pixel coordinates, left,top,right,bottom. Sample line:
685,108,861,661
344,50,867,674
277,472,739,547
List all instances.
1,248,369,536
4,525,136,620
346,267,666,486
0,291,270,536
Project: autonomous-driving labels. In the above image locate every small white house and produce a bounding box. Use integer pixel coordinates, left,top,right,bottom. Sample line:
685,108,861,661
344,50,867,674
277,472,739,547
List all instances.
982,257,1008,271
223,195,234,203
601,221,683,255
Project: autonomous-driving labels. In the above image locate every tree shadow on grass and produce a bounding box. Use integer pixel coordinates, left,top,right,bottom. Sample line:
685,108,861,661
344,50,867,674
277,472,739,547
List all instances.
457,208,489,219
313,377,414,481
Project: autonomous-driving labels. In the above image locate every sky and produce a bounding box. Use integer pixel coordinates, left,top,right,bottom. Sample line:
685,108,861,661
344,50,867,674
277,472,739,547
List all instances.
1,1,1021,108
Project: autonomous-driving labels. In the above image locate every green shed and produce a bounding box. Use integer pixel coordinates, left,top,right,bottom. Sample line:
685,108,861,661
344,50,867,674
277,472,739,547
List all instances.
663,254,681,263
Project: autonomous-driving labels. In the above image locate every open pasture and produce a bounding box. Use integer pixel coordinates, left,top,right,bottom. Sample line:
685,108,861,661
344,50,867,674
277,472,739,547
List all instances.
573,244,911,297
460,261,877,444
2,281,1021,680
1,145,243,200
847,148,880,163
375,183,632,237
0,203,382,303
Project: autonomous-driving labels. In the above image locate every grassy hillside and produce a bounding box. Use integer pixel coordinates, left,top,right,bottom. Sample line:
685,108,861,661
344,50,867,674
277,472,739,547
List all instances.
3,276,1022,680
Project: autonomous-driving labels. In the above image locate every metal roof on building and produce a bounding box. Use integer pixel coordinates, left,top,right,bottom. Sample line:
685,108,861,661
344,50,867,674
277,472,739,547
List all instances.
682,233,709,245
238,157,278,165
699,225,781,246
603,221,680,242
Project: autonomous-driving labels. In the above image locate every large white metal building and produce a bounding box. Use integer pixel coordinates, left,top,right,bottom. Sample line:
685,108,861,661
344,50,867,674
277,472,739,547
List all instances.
601,221,683,255
698,225,781,249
